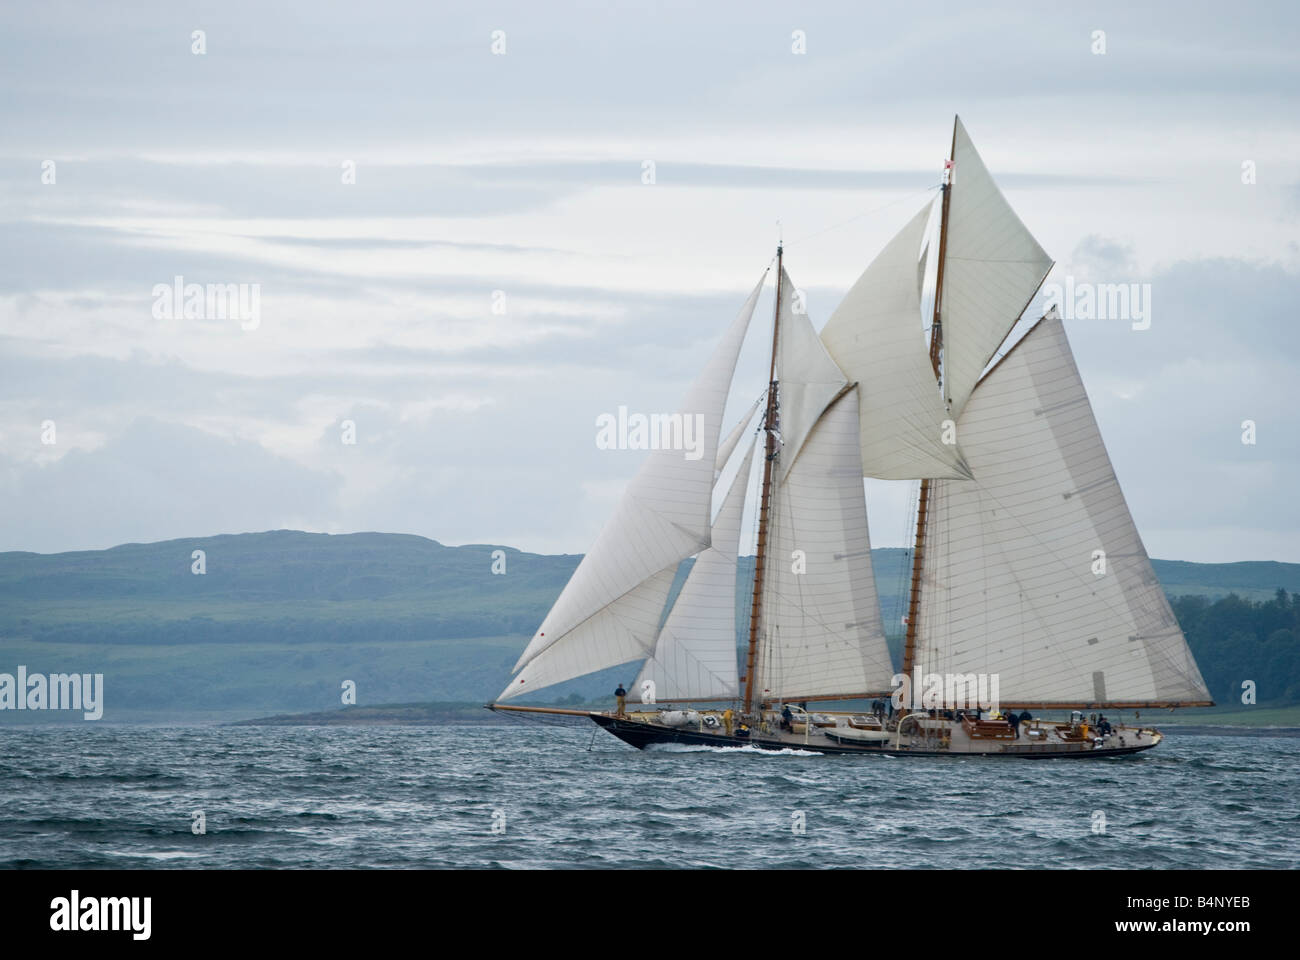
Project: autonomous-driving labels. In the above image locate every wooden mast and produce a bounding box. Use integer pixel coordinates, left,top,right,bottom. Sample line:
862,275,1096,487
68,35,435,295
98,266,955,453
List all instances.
901,118,956,680
742,244,783,715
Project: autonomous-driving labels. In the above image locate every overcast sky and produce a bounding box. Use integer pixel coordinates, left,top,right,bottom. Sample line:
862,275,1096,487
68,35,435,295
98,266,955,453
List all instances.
2,1,1297,562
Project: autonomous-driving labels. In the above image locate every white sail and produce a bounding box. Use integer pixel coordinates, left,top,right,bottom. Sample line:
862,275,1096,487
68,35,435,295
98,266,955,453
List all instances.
509,274,764,675
917,223,931,302
498,566,677,702
753,388,895,701
775,266,848,480
634,443,756,701
820,201,973,481
940,117,1053,418
914,312,1211,705
715,395,762,481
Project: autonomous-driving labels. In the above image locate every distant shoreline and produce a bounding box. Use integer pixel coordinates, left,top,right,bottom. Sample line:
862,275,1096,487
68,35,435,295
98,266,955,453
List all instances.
5,700,1297,734
229,702,517,726
225,702,1300,737
1155,725,1300,737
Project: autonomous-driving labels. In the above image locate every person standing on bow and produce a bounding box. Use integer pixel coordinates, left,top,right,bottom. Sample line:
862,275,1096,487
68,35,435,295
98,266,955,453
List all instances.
614,683,627,717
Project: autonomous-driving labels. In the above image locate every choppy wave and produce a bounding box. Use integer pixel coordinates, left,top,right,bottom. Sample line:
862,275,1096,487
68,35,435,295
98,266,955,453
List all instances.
0,724,1295,869
105,849,206,861
644,742,823,757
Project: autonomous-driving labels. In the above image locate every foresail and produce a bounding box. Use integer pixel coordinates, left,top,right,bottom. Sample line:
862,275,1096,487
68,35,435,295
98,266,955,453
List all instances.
635,443,755,701
775,266,848,480
754,388,895,701
509,274,764,676
914,313,1211,705
498,566,677,702
940,117,1053,418
820,201,973,481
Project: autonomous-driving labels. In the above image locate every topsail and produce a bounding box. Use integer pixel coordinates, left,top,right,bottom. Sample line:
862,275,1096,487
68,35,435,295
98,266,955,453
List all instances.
937,117,1053,417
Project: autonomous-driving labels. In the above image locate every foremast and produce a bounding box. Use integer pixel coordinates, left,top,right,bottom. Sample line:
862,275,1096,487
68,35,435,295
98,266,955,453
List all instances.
742,244,783,715
902,121,956,678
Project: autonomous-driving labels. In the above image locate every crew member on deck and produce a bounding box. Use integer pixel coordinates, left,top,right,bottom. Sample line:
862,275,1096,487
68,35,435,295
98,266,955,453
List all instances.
614,684,626,717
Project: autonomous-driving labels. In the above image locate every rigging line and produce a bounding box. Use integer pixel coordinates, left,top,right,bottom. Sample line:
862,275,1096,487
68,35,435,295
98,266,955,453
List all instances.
785,183,942,247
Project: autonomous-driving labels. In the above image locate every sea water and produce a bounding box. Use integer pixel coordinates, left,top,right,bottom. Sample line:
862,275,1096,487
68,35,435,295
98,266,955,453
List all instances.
1,723,1295,869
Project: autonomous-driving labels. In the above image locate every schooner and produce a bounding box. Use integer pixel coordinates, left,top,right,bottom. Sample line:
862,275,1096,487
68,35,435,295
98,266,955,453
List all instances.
489,117,1213,757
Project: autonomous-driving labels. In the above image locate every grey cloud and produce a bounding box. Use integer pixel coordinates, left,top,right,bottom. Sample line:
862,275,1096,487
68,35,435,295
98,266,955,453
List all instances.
0,417,341,553
1031,256,1299,546
2,254,1295,559
0,159,571,222
1069,235,1138,276
2,0,1297,560
3,3,1296,152
1,158,1134,240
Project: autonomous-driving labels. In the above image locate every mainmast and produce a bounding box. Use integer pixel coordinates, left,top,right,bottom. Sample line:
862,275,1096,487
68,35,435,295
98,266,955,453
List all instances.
902,119,956,679
742,244,783,715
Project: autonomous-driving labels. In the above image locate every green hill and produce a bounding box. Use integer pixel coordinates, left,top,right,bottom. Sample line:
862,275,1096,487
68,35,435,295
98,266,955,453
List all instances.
1,531,1298,719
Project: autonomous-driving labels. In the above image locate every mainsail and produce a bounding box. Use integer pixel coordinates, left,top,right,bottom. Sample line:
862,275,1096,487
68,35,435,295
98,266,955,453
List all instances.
912,311,1211,706
634,443,756,701
499,274,764,700
820,201,973,481
938,116,1053,418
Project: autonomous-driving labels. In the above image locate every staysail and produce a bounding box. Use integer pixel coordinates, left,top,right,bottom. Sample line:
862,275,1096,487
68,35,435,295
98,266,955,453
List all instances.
774,266,847,479
715,395,762,481
752,387,895,701
939,117,1053,418
634,443,756,701
498,565,679,701
505,274,764,687
913,311,1211,706
820,201,973,481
